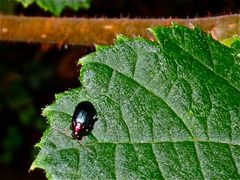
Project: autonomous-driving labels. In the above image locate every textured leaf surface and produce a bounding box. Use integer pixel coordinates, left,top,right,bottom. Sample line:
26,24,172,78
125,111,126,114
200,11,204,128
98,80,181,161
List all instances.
16,0,90,15
31,25,240,179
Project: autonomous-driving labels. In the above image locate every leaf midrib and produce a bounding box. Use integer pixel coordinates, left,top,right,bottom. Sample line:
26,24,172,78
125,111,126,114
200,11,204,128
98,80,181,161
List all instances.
50,126,240,178
49,126,240,179
51,126,240,146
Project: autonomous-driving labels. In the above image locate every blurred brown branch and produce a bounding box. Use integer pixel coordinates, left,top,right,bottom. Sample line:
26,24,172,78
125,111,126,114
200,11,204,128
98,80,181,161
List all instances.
0,14,239,45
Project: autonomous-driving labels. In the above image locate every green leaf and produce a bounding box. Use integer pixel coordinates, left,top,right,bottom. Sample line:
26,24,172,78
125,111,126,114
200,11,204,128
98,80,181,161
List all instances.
31,25,240,179
16,0,91,16
16,0,34,7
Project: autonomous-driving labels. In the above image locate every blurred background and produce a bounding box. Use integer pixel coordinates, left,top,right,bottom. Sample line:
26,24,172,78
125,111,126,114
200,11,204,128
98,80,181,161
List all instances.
0,0,239,179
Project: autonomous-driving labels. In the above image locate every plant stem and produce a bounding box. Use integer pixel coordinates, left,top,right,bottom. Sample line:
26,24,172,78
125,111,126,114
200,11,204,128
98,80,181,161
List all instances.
0,15,239,45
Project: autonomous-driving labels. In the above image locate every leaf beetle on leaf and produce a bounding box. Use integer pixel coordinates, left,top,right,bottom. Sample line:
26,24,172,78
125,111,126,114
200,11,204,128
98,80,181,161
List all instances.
71,101,98,140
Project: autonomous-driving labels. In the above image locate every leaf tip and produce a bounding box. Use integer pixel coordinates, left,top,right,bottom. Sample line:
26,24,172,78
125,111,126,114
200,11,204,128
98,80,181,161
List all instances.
42,105,50,117
116,34,130,43
29,164,36,171
220,35,240,47
95,44,109,51
148,26,161,42
78,57,85,66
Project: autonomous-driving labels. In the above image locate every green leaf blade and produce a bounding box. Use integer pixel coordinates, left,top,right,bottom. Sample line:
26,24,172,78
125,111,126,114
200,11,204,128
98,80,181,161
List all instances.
32,25,240,179
151,25,240,92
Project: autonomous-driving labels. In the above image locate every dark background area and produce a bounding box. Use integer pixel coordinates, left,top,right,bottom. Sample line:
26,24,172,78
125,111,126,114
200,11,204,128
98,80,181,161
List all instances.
0,0,239,179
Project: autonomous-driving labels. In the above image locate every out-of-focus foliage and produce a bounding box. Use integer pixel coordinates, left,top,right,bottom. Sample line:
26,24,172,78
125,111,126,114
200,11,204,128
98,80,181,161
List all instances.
0,46,47,164
16,0,91,15
0,0,17,14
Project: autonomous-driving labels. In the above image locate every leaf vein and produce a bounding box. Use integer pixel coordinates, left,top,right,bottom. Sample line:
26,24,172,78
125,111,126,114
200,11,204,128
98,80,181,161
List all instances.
160,34,240,92
193,142,206,179
91,61,195,139
228,145,240,175
151,144,166,179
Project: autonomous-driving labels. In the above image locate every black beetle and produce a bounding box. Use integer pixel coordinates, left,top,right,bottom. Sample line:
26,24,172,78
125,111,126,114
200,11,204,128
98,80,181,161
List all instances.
71,101,98,140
